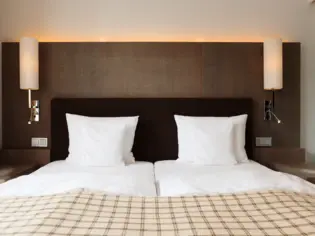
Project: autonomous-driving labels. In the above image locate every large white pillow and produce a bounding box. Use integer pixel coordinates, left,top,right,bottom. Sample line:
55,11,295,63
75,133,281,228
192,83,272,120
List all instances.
66,114,139,165
66,114,126,166
195,115,248,163
175,115,238,165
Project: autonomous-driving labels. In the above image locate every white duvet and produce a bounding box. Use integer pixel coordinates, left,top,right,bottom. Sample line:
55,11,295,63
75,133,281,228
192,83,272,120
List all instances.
0,161,156,197
1,160,315,198
155,160,315,196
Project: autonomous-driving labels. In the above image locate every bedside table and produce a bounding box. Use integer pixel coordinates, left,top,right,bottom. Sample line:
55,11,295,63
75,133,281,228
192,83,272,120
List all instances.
0,164,38,184
272,163,315,184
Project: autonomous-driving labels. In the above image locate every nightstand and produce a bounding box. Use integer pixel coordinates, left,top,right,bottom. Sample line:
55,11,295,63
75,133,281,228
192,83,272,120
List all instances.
0,164,39,184
272,163,315,184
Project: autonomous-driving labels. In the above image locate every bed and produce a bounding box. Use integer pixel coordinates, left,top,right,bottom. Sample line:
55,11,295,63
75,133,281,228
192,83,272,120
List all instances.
0,98,314,236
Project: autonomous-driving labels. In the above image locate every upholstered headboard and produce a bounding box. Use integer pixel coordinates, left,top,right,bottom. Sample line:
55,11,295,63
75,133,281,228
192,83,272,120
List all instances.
51,98,253,163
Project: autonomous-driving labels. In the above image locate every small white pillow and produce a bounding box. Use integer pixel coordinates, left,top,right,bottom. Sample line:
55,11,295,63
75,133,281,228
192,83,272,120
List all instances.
66,114,127,166
175,115,238,165
66,114,139,165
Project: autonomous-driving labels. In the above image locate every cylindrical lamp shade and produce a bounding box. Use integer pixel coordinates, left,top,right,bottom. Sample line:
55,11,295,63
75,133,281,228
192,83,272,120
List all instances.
20,37,39,90
263,38,283,90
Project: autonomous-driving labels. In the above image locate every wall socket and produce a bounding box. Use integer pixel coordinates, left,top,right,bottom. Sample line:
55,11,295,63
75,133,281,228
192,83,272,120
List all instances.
256,137,272,147
31,137,48,147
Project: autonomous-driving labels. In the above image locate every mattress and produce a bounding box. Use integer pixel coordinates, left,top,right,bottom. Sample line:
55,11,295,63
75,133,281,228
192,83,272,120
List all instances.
154,160,315,196
0,161,156,197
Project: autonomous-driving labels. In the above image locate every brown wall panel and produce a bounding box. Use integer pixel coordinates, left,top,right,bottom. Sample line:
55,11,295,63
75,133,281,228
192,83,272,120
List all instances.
202,43,300,147
2,42,300,153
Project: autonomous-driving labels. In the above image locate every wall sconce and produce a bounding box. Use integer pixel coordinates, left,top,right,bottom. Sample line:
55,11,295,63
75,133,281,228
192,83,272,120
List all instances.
20,37,40,124
263,38,283,124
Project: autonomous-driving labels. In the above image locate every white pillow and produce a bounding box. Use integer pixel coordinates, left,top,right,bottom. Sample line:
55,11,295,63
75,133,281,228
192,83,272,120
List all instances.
194,115,248,163
66,114,139,165
175,115,238,165
66,114,126,166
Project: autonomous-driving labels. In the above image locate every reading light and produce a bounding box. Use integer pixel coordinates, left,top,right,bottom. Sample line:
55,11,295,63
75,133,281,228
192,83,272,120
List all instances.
263,38,283,123
20,37,40,124
265,109,282,124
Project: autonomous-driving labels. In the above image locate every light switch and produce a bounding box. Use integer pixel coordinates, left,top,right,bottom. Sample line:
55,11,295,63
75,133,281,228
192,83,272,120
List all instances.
31,137,48,147
256,137,272,147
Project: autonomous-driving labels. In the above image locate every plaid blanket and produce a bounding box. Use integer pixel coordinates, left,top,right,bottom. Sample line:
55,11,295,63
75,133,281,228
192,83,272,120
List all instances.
0,189,314,236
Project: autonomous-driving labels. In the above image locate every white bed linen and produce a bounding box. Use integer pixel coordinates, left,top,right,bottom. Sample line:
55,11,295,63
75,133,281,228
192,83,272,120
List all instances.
155,160,315,196
0,161,156,197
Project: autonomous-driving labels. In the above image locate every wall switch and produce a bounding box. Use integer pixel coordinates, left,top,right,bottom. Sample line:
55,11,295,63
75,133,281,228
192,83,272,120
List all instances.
256,137,272,147
31,137,48,147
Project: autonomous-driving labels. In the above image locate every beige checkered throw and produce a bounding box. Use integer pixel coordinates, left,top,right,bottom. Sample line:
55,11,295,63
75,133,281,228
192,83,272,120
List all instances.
0,189,314,236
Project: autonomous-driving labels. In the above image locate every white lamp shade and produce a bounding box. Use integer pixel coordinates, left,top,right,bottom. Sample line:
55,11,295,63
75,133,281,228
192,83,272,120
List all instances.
263,38,283,90
20,37,39,90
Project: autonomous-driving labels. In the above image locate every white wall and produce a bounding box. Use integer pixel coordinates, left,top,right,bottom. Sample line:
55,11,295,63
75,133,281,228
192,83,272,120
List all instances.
0,0,311,42
0,0,314,160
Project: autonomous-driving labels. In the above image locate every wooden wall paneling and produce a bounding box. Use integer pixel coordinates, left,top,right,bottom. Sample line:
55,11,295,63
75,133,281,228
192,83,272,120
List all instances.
202,43,265,140
202,42,300,147
272,44,301,147
2,42,301,164
46,43,203,98
202,43,263,97
3,44,33,148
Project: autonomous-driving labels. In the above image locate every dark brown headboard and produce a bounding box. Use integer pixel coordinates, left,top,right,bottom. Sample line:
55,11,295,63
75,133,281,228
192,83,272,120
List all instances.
51,98,253,163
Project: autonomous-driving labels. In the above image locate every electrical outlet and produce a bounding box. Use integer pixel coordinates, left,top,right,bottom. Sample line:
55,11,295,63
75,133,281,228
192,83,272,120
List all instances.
31,137,48,147
256,137,272,147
